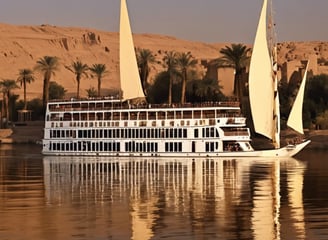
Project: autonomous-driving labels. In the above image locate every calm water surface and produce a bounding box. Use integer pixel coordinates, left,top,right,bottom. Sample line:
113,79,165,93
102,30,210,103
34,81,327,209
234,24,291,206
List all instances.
0,144,327,240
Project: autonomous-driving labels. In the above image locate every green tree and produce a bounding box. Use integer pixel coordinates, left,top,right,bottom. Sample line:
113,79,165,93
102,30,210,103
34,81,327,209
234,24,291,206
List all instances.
147,71,181,104
186,78,225,103
163,51,178,105
86,87,98,98
66,61,89,98
216,44,251,101
176,52,197,104
304,74,328,128
316,110,328,129
34,56,60,110
89,63,108,97
49,81,66,100
0,79,19,126
17,69,35,110
136,48,156,96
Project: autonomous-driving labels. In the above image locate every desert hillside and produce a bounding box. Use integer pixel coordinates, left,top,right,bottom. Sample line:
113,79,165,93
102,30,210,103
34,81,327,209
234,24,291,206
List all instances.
0,22,328,100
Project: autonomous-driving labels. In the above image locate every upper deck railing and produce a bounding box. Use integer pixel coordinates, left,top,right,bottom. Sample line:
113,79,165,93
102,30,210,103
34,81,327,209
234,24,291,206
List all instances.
48,97,240,112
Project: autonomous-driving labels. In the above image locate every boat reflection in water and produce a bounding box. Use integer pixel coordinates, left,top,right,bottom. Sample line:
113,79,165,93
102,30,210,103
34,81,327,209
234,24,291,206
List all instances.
43,156,307,240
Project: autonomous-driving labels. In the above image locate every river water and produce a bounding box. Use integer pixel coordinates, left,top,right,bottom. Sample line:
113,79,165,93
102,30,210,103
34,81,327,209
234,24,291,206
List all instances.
0,144,327,240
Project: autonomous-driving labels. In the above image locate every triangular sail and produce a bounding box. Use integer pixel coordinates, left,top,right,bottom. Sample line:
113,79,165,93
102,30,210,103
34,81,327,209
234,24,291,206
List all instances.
120,0,145,101
249,0,275,140
287,61,309,134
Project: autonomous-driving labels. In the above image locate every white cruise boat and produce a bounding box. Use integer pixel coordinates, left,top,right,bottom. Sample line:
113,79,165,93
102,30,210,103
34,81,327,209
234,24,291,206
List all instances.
42,0,310,157
42,99,255,157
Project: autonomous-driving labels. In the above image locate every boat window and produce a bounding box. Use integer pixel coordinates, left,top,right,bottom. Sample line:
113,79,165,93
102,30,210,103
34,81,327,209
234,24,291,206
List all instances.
158,111,166,120
113,112,120,120
204,110,215,118
73,113,79,121
183,111,192,119
194,110,201,119
89,102,95,110
194,129,199,138
88,113,96,121
139,112,147,120
96,112,103,120
104,112,111,120
130,112,137,120
148,112,156,120
121,112,128,120
96,102,103,109
183,129,187,138
63,113,71,121
50,113,60,121
167,111,174,119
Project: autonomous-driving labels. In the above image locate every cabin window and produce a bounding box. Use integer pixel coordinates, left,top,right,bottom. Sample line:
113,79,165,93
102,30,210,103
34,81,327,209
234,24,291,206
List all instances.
158,111,166,120
121,112,128,120
165,142,182,152
130,112,137,120
183,111,192,119
139,112,147,120
204,110,215,118
63,113,71,121
167,111,174,119
205,142,215,152
194,110,201,119
183,129,187,138
148,112,156,120
113,112,120,120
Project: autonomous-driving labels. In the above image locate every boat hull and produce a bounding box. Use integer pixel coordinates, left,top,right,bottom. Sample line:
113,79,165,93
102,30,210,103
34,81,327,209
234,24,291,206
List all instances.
42,140,311,158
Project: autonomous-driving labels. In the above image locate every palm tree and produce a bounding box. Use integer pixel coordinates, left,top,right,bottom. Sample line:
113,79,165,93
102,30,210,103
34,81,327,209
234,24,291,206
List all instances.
163,51,178,105
187,78,224,102
176,52,197,104
0,79,18,126
216,43,251,102
89,63,108,97
34,56,60,109
66,61,89,98
17,69,35,110
136,48,156,96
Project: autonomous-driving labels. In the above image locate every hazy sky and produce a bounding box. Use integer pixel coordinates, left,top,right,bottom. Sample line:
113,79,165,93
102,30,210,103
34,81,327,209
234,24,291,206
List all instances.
0,0,327,44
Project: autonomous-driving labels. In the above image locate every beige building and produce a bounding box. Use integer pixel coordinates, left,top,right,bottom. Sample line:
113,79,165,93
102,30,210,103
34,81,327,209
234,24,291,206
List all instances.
203,53,323,98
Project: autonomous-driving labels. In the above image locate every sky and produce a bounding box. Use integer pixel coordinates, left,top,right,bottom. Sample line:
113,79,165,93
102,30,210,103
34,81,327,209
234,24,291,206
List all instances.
0,0,327,44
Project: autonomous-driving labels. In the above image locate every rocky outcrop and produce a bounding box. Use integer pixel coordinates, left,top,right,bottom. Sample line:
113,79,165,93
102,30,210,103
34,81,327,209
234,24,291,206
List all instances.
0,23,327,101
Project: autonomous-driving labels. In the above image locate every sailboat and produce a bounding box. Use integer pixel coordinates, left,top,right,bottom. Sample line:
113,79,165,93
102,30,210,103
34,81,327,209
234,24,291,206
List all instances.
248,0,311,156
41,0,309,158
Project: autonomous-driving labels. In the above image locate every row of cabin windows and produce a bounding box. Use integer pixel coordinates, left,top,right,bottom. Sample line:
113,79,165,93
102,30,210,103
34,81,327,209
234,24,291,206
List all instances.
48,140,217,153
50,127,218,139
205,142,219,152
50,141,120,152
52,119,213,128
165,142,183,152
49,109,233,121
51,128,188,139
125,142,158,152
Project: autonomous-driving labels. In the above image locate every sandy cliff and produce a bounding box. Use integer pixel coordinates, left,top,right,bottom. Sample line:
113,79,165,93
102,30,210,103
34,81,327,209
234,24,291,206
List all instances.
0,22,328,100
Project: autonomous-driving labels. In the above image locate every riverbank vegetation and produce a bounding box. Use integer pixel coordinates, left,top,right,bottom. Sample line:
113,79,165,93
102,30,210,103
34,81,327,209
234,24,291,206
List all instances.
1,45,328,130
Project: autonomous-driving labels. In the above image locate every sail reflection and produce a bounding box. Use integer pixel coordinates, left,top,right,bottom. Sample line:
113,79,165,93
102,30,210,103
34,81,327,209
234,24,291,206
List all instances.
43,156,306,240
282,159,307,239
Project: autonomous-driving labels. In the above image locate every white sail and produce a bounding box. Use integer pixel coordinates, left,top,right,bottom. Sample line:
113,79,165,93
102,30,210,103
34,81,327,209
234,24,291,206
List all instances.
249,0,275,140
287,61,309,134
120,0,145,101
